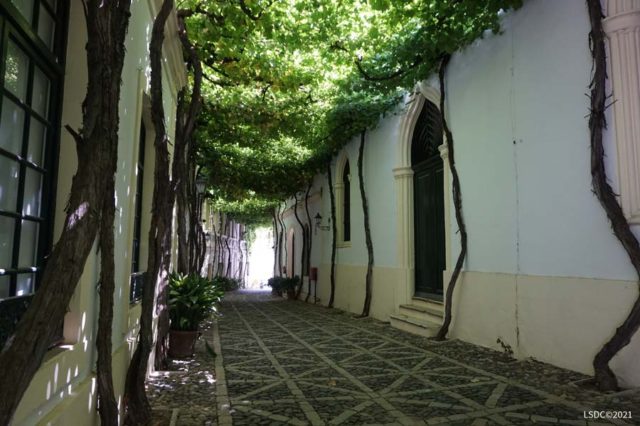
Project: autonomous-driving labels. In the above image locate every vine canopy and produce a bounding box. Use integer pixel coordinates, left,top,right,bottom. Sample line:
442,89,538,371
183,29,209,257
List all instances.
182,0,522,223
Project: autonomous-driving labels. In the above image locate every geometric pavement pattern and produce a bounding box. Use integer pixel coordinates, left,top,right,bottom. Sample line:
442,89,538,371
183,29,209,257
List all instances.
216,292,636,426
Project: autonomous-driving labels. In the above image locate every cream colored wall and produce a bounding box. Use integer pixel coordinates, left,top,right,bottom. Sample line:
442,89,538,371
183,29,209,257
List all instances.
311,264,400,321
13,0,185,423
447,271,640,388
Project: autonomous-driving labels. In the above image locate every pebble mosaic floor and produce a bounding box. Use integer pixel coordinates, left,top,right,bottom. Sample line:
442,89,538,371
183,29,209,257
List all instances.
150,291,640,425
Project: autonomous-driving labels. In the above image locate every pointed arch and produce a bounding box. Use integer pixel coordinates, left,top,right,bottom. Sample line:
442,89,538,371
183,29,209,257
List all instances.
393,84,451,306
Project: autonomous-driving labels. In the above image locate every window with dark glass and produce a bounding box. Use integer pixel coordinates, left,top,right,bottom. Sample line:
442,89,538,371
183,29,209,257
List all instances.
411,99,443,166
0,0,66,344
342,160,350,242
130,121,145,303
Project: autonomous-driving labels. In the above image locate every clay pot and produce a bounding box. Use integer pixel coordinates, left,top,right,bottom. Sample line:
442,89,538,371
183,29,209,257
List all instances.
168,329,198,358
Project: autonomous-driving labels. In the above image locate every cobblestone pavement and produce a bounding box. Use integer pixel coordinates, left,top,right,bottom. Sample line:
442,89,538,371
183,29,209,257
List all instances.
148,324,219,425
151,290,640,425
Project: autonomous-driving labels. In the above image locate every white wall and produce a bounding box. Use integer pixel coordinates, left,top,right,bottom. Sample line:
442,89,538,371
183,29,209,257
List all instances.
295,0,640,387
310,116,401,269
444,0,640,387
447,0,638,281
280,115,402,304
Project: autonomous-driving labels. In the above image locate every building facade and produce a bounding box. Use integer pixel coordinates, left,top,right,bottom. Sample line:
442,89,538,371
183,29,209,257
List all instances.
201,203,249,284
0,1,186,423
280,0,640,388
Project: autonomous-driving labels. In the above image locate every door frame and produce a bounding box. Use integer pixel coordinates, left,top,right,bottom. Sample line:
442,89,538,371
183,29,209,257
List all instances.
393,84,452,306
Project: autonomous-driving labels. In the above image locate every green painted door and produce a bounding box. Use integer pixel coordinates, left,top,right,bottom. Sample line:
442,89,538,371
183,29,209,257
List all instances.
413,155,445,298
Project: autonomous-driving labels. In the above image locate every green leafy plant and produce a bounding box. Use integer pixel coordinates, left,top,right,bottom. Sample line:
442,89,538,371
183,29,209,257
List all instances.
282,276,300,294
168,273,224,331
211,276,241,292
268,276,301,298
267,276,285,296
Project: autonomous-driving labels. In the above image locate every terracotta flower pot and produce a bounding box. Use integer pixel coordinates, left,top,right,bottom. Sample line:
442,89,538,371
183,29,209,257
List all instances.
168,329,198,358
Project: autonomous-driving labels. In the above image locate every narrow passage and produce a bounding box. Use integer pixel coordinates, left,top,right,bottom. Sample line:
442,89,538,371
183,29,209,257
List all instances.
214,291,633,426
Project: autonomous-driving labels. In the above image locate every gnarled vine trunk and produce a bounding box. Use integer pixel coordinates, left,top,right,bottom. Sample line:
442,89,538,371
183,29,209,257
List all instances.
226,237,232,278
304,183,313,302
587,0,640,391
211,225,218,276
96,148,119,424
358,131,374,317
327,162,337,308
436,54,468,341
216,222,223,277
279,205,287,276
187,171,206,275
0,2,132,423
154,11,203,369
124,1,174,423
174,8,203,277
293,192,307,299
272,208,279,276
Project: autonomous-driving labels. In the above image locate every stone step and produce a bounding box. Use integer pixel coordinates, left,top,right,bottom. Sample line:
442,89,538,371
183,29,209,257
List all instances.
411,296,444,312
399,303,444,322
389,313,441,338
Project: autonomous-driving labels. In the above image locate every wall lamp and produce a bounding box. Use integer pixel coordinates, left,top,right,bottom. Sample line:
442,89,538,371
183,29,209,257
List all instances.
314,213,331,234
195,176,207,196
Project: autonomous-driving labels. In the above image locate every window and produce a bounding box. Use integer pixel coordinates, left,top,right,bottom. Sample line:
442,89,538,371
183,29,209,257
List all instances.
129,120,145,303
0,1,66,345
411,99,443,166
342,160,351,242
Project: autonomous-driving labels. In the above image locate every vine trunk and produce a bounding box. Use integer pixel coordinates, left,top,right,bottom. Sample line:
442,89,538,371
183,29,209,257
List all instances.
436,54,468,341
327,162,337,307
293,192,307,299
586,0,640,391
304,183,313,302
124,1,174,423
358,131,374,317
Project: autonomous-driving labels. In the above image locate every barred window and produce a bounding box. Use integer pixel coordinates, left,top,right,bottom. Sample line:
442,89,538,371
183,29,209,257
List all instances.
0,0,66,345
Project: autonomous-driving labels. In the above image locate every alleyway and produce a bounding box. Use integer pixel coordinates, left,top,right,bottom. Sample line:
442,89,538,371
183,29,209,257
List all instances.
150,291,639,425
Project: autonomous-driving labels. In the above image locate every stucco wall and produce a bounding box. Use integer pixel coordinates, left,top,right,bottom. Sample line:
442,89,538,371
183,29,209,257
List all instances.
281,116,401,308
447,0,638,281
319,117,400,269
442,0,640,387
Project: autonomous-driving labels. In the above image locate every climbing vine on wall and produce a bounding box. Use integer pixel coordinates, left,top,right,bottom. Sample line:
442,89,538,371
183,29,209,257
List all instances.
586,0,640,392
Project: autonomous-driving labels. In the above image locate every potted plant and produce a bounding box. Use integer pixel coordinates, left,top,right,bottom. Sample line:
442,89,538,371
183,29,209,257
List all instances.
283,276,300,300
168,273,223,358
267,276,285,297
212,276,241,292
